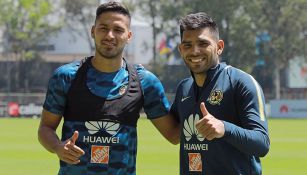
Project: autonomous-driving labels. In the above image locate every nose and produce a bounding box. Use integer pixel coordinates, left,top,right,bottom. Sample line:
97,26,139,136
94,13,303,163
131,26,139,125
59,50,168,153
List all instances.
106,30,115,39
192,45,201,55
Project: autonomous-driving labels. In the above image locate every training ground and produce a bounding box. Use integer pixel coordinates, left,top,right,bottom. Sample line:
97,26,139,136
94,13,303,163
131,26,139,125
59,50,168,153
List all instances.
0,117,306,175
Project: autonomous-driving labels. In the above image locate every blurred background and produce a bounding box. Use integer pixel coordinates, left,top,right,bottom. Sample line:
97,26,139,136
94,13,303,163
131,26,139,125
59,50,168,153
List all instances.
0,0,306,118
0,0,307,118
0,0,306,174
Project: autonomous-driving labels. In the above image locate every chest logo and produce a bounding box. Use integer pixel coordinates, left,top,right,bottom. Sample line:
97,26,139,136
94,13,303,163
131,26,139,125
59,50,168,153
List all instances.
181,96,191,102
85,121,120,136
208,89,223,105
119,85,127,96
183,114,204,142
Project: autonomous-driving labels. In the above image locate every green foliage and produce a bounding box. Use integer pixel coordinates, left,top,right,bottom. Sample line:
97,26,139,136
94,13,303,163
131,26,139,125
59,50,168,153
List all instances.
248,0,307,67
0,0,62,92
63,0,98,52
0,0,61,60
124,0,307,73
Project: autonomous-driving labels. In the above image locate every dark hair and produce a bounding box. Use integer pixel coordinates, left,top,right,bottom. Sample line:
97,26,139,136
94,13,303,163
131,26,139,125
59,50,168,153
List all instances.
95,1,131,23
179,12,219,41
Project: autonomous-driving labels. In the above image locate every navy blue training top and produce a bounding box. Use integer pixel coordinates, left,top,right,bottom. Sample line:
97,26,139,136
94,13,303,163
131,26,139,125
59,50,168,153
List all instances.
171,63,270,175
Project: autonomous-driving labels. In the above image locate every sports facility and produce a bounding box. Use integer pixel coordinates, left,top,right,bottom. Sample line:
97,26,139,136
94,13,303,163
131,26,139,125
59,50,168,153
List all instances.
0,0,306,174
1,117,306,175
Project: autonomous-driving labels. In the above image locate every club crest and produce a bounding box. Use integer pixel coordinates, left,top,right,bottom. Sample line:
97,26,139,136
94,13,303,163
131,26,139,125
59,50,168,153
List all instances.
119,85,127,96
208,89,223,105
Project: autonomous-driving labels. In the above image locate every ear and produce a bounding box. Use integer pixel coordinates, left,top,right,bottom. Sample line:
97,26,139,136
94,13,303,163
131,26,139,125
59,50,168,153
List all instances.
217,39,224,55
177,43,183,56
91,26,95,38
127,31,132,42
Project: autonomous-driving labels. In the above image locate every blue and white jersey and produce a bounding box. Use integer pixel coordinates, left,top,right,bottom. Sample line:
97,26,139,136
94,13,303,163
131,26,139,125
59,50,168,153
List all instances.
43,57,170,175
171,63,270,175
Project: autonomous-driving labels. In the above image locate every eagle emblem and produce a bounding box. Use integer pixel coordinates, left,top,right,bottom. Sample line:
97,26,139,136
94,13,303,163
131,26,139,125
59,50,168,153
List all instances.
208,89,223,105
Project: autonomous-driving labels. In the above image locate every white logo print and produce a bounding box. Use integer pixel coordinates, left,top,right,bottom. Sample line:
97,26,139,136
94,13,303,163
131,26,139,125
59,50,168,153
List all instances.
183,114,204,142
181,96,191,102
85,121,120,136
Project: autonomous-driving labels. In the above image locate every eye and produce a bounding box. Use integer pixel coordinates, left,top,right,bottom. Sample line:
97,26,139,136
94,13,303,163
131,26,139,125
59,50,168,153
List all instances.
98,26,108,31
183,43,192,49
114,28,125,33
199,41,209,47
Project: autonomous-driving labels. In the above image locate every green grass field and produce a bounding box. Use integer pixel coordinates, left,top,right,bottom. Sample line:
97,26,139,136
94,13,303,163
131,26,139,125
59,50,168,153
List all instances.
0,117,306,175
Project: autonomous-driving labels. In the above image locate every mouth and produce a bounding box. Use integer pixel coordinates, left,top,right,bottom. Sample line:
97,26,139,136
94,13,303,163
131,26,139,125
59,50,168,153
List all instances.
187,57,205,63
101,41,116,47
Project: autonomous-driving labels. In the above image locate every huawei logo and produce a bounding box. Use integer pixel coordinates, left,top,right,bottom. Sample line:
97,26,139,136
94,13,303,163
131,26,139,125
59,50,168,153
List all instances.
183,114,204,142
85,121,120,136
280,105,289,113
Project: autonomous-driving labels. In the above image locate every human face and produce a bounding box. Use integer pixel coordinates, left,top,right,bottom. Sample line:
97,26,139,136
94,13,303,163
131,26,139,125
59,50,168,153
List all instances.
91,12,132,60
178,28,224,75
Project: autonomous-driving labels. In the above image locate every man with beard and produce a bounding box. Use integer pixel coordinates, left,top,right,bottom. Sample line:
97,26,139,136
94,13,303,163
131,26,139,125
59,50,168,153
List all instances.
170,12,270,174
38,1,179,175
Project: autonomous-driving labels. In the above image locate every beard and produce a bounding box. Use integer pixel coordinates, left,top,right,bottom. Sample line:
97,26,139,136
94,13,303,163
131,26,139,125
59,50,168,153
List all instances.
184,55,219,74
95,43,125,59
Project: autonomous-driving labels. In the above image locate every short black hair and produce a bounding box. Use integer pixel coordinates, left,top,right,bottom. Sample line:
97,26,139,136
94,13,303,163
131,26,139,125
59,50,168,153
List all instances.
179,12,219,41
95,1,131,23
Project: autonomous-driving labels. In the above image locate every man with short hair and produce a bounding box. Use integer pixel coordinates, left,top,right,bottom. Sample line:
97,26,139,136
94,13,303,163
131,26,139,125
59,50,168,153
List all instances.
38,2,179,175
171,12,270,174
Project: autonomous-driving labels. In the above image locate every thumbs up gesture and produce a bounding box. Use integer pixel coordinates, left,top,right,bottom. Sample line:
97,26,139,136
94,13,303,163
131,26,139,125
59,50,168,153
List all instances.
195,102,225,141
55,131,85,164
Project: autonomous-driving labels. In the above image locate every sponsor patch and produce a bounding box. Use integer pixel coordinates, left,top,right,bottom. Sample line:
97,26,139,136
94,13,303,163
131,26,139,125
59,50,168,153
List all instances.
188,153,202,172
91,145,109,164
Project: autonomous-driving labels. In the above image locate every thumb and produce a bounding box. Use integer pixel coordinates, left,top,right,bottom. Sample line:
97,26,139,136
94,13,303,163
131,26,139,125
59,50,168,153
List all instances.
200,102,208,117
70,131,79,145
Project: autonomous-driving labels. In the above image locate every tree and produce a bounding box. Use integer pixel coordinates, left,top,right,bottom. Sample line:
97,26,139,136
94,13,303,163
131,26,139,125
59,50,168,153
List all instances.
123,0,172,65
124,0,307,99
247,0,307,99
124,0,259,69
0,0,62,92
63,0,98,53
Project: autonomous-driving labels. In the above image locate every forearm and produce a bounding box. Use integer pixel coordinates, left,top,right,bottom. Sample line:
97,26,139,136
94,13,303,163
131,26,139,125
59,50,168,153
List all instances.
165,125,181,145
38,125,62,154
223,121,270,157
151,114,181,145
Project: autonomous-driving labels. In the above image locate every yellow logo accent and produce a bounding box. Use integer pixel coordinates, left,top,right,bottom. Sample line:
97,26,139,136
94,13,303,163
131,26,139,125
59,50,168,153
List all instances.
208,90,223,105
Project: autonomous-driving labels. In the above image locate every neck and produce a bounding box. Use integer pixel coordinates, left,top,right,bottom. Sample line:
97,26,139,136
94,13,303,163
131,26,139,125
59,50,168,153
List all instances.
91,55,123,73
194,73,207,87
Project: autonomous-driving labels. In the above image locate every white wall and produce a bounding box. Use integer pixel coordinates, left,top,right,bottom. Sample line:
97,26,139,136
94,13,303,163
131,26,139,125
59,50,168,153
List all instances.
45,18,153,64
45,27,92,55
126,19,153,64
288,56,307,88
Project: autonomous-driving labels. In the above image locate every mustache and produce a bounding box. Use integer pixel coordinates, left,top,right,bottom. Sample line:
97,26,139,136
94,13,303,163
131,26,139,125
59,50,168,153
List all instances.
101,40,116,45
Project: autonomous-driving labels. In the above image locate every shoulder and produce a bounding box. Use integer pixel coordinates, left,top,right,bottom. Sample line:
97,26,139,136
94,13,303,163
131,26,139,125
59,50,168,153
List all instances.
134,64,160,83
178,77,193,86
51,61,80,80
226,66,262,94
225,65,256,84
176,77,193,91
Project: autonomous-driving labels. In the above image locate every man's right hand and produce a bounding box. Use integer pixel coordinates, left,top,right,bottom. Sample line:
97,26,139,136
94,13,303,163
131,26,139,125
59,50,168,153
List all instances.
55,131,85,164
